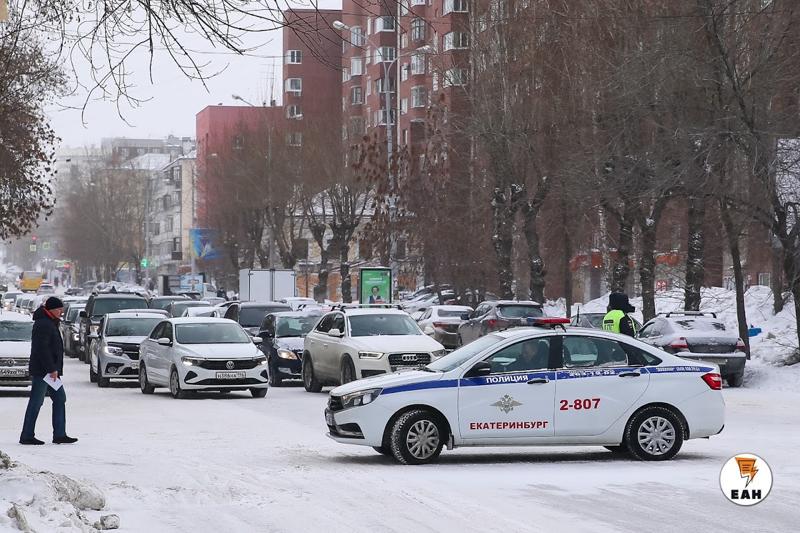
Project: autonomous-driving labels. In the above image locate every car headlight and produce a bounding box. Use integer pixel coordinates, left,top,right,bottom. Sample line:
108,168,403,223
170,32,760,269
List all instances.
431,349,447,359
358,351,384,359
103,345,124,356
277,349,298,360
341,388,383,409
254,356,268,365
181,356,204,366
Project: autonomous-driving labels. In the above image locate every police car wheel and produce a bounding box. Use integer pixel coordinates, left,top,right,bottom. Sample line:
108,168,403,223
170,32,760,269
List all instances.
389,409,445,465
302,354,323,393
625,406,684,461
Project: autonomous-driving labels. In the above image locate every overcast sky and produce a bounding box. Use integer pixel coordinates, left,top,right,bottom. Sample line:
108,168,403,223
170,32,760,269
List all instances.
48,1,340,148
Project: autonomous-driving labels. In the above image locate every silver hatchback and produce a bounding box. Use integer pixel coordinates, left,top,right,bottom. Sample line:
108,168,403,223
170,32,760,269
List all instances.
89,312,164,387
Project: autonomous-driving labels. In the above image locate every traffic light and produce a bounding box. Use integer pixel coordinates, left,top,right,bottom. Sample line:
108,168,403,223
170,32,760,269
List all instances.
140,258,149,268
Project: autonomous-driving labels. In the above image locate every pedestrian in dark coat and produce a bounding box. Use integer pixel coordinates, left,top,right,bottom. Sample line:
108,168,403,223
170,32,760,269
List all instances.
20,297,78,445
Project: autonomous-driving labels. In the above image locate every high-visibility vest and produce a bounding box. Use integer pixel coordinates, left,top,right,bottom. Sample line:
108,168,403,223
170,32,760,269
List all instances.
602,310,625,333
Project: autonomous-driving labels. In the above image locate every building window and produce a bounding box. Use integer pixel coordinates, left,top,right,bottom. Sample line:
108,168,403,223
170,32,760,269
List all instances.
350,26,365,47
292,239,309,260
232,135,243,150
758,272,771,287
286,132,303,146
165,216,174,232
367,17,372,35
153,222,160,236
375,77,396,93
378,16,395,32
286,104,302,119
374,108,396,126
402,128,408,144
286,50,302,64
396,238,407,260
172,237,181,253
350,57,364,76
444,31,469,50
401,63,409,81
377,46,396,62
411,86,427,107
401,33,408,49
162,194,172,210
411,18,425,41
443,0,468,14
350,117,366,136
342,67,350,82
411,52,426,75
400,98,408,115
412,0,426,5
285,78,302,94
351,86,364,104
444,68,468,86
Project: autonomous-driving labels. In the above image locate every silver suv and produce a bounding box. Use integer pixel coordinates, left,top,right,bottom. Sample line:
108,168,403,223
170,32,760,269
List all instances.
89,311,164,387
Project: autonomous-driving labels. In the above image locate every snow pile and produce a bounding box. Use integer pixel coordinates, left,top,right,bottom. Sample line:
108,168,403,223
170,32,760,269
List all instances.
0,450,118,532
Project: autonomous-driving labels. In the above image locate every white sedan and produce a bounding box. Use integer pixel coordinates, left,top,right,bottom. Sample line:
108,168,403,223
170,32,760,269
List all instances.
138,317,269,398
0,317,33,387
324,322,725,464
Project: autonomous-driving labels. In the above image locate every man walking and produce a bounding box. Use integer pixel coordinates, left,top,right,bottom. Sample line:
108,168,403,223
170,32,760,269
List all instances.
602,292,638,337
20,297,78,445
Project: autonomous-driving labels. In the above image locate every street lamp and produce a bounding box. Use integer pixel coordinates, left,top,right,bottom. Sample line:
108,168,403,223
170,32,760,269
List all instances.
334,20,434,281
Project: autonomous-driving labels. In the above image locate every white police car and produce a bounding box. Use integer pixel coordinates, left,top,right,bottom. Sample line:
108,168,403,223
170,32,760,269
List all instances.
324,319,725,464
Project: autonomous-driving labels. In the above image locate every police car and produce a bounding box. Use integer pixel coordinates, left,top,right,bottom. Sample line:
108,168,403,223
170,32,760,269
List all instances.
324,319,725,464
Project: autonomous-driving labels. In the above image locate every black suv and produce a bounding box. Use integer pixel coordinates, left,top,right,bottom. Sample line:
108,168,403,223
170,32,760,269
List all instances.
457,300,544,346
257,310,323,386
78,293,148,362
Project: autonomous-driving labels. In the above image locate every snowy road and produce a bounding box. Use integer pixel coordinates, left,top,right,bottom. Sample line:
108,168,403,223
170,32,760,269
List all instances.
2,358,799,532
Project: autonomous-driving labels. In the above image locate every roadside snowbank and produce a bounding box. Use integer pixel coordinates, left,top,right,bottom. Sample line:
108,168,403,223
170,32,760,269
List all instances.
0,450,117,532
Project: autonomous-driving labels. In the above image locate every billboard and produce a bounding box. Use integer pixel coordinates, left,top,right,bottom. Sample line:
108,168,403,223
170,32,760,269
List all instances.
190,229,222,260
359,267,392,304
180,274,204,291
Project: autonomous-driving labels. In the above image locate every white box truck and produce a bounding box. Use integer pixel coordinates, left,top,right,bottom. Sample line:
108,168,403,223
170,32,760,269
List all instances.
239,269,296,302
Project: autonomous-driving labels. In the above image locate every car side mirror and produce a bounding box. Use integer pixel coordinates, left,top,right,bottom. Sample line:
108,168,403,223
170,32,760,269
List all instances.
328,328,344,338
252,336,263,344
460,313,470,321
465,361,492,378
157,337,172,346
79,310,87,318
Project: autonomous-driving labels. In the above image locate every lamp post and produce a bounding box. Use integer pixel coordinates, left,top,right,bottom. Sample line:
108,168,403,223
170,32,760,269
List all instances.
333,20,433,286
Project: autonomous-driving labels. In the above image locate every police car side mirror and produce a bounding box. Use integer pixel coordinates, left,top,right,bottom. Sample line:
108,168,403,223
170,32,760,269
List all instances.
465,361,492,378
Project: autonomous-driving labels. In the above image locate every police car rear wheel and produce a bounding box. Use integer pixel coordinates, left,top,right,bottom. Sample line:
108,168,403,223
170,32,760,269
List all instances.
625,407,684,461
389,409,445,465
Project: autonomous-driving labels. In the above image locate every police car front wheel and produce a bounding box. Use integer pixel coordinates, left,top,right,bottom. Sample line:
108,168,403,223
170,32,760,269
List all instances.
624,406,685,461
389,409,446,465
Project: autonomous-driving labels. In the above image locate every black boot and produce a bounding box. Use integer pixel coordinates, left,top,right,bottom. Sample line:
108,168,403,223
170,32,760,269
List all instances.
19,437,45,445
53,436,78,444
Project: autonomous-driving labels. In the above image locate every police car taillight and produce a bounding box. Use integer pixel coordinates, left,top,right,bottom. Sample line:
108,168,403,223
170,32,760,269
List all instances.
702,372,722,390
669,337,689,351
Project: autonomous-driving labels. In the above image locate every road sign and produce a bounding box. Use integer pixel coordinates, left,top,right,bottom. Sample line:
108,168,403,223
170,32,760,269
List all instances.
42,242,51,250
29,244,37,253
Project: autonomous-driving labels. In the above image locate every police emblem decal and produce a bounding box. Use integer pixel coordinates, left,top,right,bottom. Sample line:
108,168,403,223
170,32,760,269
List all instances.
492,394,523,414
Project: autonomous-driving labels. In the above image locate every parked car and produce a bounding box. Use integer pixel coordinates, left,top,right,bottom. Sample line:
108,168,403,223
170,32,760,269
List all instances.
417,305,474,349
148,295,189,311
182,306,220,318
402,291,456,314
37,283,55,295
89,312,164,387
0,319,33,388
636,311,747,387
279,297,318,311
138,317,269,398
223,302,292,336
13,294,30,313
64,287,84,296
166,300,211,318
257,310,323,386
3,291,22,311
457,300,544,346
204,297,226,307
61,303,86,357
571,312,642,331
78,293,149,362
302,306,446,392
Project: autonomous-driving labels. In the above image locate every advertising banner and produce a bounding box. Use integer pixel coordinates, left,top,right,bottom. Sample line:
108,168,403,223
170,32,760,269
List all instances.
180,274,203,291
359,267,392,304
190,229,221,260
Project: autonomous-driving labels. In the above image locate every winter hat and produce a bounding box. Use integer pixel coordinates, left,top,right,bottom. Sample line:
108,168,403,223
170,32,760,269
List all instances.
44,297,64,310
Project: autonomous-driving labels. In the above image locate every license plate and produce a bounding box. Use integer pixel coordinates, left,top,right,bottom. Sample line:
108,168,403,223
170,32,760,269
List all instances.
325,409,335,426
131,361,139,370
0,368,27,377
215,371,245,379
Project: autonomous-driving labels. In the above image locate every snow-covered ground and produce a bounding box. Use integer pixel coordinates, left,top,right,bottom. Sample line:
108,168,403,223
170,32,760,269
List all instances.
2,357,799,533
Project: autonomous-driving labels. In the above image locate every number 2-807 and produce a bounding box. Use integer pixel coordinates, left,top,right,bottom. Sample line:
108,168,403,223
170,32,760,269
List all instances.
559,398,600,411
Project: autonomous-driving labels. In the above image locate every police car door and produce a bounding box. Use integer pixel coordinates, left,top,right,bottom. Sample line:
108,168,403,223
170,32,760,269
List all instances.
555,334,650,436
458,337,556,439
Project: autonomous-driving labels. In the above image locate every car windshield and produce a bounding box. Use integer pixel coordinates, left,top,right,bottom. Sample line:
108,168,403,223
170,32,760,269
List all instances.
150,298,186,310
240,306,288,327
437,309,469,318
0,322,33,341
172,301,208,313
106,318,161,337
576,314,604,328
175,323,251,344
497,305,544,319
66,307,85,322
427,335,500,372
275,316,319,337
4,293,20,302
92,298,147,316
349,314,422,336
673,319,726,331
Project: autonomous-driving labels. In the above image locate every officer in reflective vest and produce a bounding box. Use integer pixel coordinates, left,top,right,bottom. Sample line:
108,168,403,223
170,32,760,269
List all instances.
602,292,637,337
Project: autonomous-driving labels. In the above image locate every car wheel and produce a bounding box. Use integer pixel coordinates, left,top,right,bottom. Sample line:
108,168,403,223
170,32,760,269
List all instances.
169,368,188,399
727,373,744,388
97,368,110,388
268,363,283,387
373,446,392,456
302,354,322,393
340,356,356,385
250,388,268,398
604,444,629,455
624,406,684,461
89,361,98,383
389,409,446,465
139,364,155,394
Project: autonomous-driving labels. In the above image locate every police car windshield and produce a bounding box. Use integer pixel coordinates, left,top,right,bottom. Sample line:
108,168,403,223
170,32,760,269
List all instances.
426,335,500,372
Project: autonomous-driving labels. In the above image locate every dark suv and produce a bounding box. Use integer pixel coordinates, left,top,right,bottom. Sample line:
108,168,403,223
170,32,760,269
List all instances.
257,310,323,386
457,300,544,346
78,293,148,362
224,302,292,336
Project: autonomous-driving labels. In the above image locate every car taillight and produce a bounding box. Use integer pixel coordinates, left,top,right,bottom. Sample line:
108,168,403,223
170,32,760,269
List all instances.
433,322,448,329
702,372,722,390
669,337,688,351
486,319,498,329
735,339,746,352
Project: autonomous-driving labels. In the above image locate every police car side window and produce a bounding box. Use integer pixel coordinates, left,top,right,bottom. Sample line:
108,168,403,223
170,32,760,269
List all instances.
621,343,663,366
484,338,551,374
562,336,628,368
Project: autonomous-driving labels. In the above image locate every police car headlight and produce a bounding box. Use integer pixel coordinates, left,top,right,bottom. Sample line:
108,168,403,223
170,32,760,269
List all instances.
431,349,447,359
277,349,298,360
358,351,384,359
103,345,124,356
341,388,383,409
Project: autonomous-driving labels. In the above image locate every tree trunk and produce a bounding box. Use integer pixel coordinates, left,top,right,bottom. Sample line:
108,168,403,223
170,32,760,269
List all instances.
562,205,573,318
771,237,784,314
610,211,633,292
491,187,518,299
720,203,750,357
340,243,352,303
684,194,706,311
639,225,657,322
780,236,800,354
523,202,546,303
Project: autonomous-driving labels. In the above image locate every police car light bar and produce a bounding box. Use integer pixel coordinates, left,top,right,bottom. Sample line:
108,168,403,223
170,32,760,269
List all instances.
527,317,571,328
